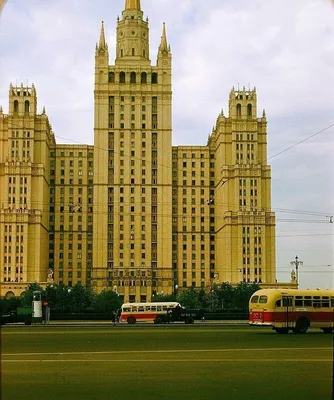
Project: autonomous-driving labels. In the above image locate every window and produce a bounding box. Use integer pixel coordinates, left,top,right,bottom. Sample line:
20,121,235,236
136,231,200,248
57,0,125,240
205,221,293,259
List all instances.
259,295,268,304
120,71,126,83
130,71,136,83
152,72,158,84
141,72,147,84
236,103,241,117
109,72,115,82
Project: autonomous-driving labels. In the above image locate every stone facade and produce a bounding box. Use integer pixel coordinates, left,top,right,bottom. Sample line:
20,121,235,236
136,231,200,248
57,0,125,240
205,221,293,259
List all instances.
0,0,276,300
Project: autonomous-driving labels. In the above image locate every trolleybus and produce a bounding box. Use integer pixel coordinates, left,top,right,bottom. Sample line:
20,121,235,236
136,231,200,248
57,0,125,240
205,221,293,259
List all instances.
249,288,334,333
120,302,181,324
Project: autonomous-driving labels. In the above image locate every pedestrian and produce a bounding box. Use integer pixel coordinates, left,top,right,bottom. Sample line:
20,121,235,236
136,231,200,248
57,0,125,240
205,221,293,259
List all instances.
111,311,116,326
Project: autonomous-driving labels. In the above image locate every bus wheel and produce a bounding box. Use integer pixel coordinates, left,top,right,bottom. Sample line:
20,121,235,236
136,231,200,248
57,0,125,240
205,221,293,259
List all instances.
185,317,194,324
275,328,289,334
321,327,333,333
293,318,309,334
154,317,163,324
127,316,136,324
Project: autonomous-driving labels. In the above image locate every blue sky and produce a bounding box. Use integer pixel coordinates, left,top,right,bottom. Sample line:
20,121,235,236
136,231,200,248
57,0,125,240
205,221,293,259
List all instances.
0,0,333,288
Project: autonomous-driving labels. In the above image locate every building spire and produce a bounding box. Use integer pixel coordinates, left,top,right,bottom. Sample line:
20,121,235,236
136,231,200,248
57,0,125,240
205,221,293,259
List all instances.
159,22,168,52
98,21,107,50
125,0,141,10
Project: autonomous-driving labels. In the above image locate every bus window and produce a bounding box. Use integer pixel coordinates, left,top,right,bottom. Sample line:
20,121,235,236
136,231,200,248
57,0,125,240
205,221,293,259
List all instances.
132,306,138,312
162,306,167,311
321,297,330,307
157,306,162,311
259,295,268,304
304,296,312,306
295,296,303,307
331,297,334,307
251,296,259,304
145,306,151,311
313,296,321,308
282,297,293,307
275,300,281,308
151,306,157,311
123,307,131,312
138,306,144,312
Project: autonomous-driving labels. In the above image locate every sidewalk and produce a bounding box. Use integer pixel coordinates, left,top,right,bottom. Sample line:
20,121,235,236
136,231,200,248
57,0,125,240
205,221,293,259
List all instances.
47,320,248,325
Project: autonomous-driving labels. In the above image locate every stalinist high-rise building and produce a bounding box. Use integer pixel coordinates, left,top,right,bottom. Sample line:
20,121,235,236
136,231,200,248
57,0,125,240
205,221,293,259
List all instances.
0,0,276,301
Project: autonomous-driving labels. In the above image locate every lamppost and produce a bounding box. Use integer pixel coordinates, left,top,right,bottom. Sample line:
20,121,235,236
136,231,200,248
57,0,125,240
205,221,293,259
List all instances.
290,256,303,288
174,284,178,299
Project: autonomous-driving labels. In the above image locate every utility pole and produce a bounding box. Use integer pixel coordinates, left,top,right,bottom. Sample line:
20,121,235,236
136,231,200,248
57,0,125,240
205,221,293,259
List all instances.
290,255,303,288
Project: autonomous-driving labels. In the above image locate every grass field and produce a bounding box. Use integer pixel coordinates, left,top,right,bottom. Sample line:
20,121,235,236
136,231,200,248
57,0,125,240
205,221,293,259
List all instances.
1,325,333,400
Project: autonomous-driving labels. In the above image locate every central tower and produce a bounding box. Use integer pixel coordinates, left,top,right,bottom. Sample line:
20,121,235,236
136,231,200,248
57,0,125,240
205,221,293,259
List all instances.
92,0,173,301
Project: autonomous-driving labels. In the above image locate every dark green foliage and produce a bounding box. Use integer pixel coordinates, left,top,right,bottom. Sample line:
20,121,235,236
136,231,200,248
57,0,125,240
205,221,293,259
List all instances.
0,297,21,313
151,293,177,302
91,290,122,314
20,283,43,306
176,282,260,311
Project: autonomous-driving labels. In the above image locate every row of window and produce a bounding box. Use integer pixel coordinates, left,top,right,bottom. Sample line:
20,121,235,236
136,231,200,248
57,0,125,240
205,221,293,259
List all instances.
3,266,23,273
13,100,30,113
173,153,211,159
109,71,158,84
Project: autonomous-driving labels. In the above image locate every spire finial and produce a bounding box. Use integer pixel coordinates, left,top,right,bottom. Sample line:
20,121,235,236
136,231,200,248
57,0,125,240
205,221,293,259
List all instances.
98,21,107,50
262,109,266,117
42,106,46,114
125,0,141,10
159,22,168,52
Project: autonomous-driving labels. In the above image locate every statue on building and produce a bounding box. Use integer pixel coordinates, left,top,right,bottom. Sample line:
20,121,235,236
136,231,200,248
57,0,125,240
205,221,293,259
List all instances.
47,268,54,282
290,270,296,283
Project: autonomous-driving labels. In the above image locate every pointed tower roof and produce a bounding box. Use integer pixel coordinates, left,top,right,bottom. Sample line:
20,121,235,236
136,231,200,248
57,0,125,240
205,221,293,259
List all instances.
125,0,141,10
159,22,168,52
98,21,107,50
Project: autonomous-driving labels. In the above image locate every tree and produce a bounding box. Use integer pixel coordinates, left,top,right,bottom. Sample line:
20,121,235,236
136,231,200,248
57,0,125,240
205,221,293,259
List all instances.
67,284,93,313
177,288,200,309
218,282,235,309
92,290,122,315
151,293,176,302
234,282,260,310
20,283,43,307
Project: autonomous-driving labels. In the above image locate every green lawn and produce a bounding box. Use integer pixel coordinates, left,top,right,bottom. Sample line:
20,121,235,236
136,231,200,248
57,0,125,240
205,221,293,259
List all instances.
1,325,332,400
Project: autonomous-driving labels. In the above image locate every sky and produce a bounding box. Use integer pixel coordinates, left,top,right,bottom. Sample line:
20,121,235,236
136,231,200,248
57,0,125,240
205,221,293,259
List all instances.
0,0,333,289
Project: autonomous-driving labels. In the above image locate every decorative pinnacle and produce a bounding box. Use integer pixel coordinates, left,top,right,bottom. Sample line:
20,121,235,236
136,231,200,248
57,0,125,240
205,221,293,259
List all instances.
98,21,107,50
125,0,141,10
160,22,168,52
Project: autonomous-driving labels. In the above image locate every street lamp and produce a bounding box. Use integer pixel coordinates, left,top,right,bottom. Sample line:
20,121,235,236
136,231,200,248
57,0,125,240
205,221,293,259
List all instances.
290,255,303,289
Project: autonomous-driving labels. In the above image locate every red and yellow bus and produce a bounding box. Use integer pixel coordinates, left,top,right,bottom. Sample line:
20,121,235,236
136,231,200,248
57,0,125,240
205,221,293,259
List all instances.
120,302,181,324
249,288,334,334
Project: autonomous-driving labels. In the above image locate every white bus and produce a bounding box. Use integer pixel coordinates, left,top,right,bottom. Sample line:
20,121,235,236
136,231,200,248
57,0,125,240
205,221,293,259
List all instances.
120,302,181,324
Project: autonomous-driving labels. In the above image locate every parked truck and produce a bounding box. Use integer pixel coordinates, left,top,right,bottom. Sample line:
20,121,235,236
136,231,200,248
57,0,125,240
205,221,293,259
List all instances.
157,306,204,324
0,306,32,325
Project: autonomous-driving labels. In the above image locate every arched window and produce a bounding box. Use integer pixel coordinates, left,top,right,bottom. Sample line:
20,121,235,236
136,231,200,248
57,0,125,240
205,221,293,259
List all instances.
121,49,124,57
132,48,135,56
130,72,136,84
25,100,30,114
119,71,126,83
14,100,19,113
236,103,241,118
5,291,15,298
247,104,252,119
152,72,158,84
109,72,115,83
141,72,147,84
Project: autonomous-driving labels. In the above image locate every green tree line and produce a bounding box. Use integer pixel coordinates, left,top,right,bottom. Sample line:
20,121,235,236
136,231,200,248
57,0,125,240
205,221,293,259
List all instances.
1,282,259,314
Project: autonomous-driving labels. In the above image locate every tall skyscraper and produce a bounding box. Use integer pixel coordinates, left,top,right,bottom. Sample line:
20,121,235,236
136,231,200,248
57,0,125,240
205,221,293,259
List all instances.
0,0,276,300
